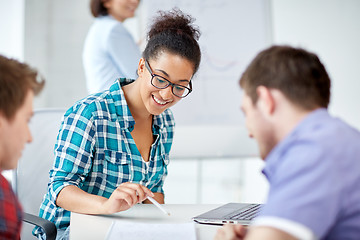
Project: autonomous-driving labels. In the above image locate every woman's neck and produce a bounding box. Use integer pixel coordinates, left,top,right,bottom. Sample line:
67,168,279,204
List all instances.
122,81,152,122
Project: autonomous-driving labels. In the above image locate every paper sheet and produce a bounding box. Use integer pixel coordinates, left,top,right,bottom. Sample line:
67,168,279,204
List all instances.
106,221,196,240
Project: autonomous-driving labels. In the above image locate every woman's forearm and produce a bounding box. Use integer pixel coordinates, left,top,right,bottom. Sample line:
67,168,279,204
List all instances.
56,185,108,214
56,182,154,214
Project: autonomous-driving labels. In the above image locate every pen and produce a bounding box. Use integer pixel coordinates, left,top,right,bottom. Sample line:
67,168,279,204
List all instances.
147,196,171,216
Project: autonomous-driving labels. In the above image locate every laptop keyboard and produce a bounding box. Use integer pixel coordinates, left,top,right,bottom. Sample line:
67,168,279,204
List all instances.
226,204,261,221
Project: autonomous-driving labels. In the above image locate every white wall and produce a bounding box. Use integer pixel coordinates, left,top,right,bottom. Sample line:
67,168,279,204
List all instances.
24,0,92,109
10,0,360,129
3,1,359,127
0,0,24,60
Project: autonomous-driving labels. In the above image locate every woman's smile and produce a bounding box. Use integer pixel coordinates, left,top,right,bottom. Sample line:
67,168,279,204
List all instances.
152,95,171,106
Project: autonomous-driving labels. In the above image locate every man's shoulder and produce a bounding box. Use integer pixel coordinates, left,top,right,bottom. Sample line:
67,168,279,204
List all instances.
0,174,12,195
303,113,360,151
289,109,360,150
0,173,20,214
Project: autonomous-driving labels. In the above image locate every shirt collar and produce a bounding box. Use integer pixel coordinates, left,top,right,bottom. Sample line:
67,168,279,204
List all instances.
109,78,135,129
262,108,328,179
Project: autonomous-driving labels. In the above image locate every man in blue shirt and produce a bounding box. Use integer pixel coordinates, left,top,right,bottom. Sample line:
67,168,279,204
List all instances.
215,45,360,240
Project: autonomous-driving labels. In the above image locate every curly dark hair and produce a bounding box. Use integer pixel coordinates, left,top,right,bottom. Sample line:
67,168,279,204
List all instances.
142,8,201,75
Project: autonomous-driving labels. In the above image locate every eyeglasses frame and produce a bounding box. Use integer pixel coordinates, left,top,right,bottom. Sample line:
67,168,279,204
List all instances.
144,59,192,98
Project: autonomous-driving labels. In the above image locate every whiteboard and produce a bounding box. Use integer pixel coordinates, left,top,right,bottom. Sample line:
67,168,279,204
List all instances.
141,0,272,126
170,125,259,159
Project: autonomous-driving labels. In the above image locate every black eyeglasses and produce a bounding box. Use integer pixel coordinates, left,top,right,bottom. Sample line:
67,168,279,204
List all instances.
144,59,192,98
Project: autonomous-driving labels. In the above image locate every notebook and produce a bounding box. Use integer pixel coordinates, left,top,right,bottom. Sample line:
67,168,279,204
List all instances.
192,203,262,225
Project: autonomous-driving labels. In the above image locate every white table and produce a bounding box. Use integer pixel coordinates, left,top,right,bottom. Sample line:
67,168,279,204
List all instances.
70,204,221,240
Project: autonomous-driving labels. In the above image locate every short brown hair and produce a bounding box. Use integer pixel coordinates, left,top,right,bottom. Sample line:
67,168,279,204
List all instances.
0,55,45,120
240,45,331,110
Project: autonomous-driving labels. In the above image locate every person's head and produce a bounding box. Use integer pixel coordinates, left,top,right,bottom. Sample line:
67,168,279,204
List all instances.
136,8,201,116
239,45,331,159
0,55,44,170
240,45,331,110
90,0,140,22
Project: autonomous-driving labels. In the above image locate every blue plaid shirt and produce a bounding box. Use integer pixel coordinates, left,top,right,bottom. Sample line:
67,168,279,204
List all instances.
36,79,175,234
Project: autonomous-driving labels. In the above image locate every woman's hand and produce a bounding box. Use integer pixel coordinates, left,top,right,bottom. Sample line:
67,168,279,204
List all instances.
214,224,247,240
101,182,154,214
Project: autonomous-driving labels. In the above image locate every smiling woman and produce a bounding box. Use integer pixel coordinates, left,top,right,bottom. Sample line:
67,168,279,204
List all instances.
35,8,201,240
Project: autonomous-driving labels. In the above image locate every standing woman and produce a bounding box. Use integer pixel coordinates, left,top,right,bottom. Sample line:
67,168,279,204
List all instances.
83,0,141,94
36,8,201,240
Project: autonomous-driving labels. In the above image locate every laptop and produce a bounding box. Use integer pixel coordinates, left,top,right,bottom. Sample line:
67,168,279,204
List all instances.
192,203,262,225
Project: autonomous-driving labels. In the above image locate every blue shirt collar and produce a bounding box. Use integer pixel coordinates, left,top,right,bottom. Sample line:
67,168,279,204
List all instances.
262,108,328,179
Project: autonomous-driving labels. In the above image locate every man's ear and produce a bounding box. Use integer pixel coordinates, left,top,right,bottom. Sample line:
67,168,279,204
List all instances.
256,86,275,115
137,58,146,77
